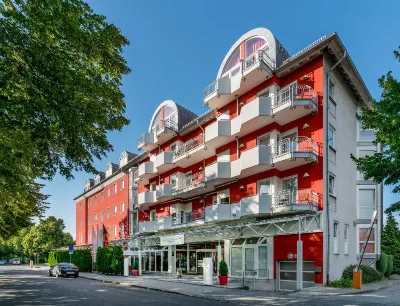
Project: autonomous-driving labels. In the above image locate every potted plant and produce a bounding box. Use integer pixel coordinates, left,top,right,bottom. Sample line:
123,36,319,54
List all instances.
131,260,139,277
218,260,229,286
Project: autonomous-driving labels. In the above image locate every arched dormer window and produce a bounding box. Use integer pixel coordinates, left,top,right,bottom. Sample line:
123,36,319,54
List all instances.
222,46,240,75
150,104,177,133
245,36,267,58
105,163,113,178
120,152,128,168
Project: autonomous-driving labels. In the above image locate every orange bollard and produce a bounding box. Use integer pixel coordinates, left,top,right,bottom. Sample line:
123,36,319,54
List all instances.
353,270,362,289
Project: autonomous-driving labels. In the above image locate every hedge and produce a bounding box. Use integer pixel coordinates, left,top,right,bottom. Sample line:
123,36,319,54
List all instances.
386,255,394,277
48,250,92,272
95,246,124,275
376,253,388,275
328,278,353,288
342,264,383,284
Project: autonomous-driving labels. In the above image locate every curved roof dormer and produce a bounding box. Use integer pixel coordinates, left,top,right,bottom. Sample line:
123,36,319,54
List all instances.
105,162,119,178
120,151,136,168
148,100,197,133
85,178,94,191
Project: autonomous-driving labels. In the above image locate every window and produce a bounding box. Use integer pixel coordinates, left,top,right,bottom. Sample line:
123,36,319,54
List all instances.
328,79,335,99
94,196,97,205
329,99,336,117
106,208,110,219
170,142,177,153
113,225,117,238
87,199,91,208
113,184,117,194
107,187,110,198
257,134,270,146
283,176,298,194
222,46,240,75
358,150,376,180
359,227,375,254
94,213,97,222
101,211,104,221
258,179,270,195
328,125,335,148
359,189,375,219
79,219,82,228
150,210,156,221
170,173,178,188
114,205,118,215
358,119,375,142
150,182,157,191
333,221,339,255
79,233,82,243
344,224,349,255
79,202,82,211
101,191,104,201
120,223,125,237
328,174,335,195
120,202,124,213
216,189,230,204
88,232,91,243
121,179,125,191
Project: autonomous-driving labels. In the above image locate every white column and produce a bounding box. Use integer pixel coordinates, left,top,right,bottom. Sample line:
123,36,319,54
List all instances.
187,244,190,273
138,250,142,276
124,257,129,277
224,240,230,275
168,245,176,274
217,245,222,275
297,218,303,290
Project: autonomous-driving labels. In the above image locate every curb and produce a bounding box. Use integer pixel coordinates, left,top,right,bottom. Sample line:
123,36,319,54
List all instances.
78,275,243,305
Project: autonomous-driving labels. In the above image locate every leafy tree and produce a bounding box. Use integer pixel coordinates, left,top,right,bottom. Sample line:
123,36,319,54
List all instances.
351,47,400,214
0,0,130,238
381,213,400,274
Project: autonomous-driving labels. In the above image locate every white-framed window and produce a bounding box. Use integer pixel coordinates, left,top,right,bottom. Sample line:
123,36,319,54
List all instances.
94,213,97,222
282,176,298,194
150,209,156,221
113,225,117,238
328,78,335,100
114,205,117,216
120,223,125,237
328,125,335,149
107,187,110,198
333,221,339,255
344,224,349,255
217,150,230,162
87,199,91,208
113,183,117,194
120,202,124,213
258,179,270,195
257,133,270,146
358,225,376,254
357,148,376,180
328,174,335,195
214,189,230,204
106,208,110,219
79,219,82,228
79,233,82,243
101,191,104,201
101,211,104,221
121,179,125,191
358,187,376,219
170,173,178,188
79,202,82,211
329,99,336,117
94,196,97,205
358,118,375,142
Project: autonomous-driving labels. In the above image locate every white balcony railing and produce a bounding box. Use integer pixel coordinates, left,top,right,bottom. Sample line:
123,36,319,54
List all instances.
243,48,276,72
172,171,205,194
271,84,318,110
172,209,205,226
270,136,318,159
272,189,319,211
152,118,178,134
173,134,204,159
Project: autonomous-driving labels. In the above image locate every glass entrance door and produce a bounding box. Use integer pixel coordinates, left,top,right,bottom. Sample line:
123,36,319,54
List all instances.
244,247,255,277
196,250,217,274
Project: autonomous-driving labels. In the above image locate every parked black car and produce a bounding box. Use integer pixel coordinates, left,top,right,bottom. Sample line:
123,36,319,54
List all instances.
49,263,79,278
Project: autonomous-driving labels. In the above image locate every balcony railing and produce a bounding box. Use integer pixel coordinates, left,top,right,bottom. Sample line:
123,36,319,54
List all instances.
137,134,146,147
203,80,217,99
244,48,276,72
173,171,205,192
270,136,318,158
172,209,205,225
271,84,318,110
152,118,178,133
173,134,204,159
272,189,319,209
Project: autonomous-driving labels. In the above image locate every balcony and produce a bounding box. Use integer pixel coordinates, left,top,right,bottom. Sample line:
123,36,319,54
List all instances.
138,220,157,234
231,96,272,136
203,49,275,111
172,134,208,168
138,191,157,207
156,183,173,200
156,216,173,231
272,189,319,214
205,119,231,144
205,204,231,223
155,151,174,172
234,145,271,178
231,194,272,220
172,171,206,198
137,132,156,152
205,161,232,182
271,85,318,125
137,118,178,152
172,209,205,228
270,136,319,170
134,162,157,184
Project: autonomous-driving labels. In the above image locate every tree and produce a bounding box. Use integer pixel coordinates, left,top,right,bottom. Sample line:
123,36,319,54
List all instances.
381,213,400,274
0,0,130,238
351,47,400,214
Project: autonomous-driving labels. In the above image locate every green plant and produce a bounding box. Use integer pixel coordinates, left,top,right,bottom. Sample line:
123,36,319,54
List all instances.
328,278,353,288
132,259,139,270
219,260,228,276
342,265,383,284
386,255,394,277
376,253,388,275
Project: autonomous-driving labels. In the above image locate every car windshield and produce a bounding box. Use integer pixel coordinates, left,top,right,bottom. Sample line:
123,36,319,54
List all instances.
59,263,78,268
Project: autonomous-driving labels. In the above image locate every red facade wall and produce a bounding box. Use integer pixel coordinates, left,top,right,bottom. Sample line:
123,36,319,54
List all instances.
274,232,323,284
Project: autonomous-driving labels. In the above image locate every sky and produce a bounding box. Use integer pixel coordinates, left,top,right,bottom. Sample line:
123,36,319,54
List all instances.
39,0,400,238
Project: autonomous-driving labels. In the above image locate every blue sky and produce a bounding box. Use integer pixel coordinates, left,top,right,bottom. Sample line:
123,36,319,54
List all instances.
40,0,400,237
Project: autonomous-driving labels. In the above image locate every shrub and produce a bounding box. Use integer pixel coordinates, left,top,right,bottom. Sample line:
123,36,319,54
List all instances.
96,246,123,275
49,250,92,272
386,255,394,277
48,252,57,266
219,260,228,276
132,259,139,270
376,253,388,275
342,265,383,284
328,278,353,288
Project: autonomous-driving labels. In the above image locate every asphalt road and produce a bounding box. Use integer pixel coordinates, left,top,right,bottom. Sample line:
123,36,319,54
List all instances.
0,264,226,306
1,264,400,306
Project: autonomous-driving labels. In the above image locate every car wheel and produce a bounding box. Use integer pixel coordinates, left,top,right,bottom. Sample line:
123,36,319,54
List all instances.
74,275,78,278
55,272,59,278
49,271,52,277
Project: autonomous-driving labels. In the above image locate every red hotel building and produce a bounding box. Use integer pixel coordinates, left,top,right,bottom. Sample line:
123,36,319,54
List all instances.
75,28,382,290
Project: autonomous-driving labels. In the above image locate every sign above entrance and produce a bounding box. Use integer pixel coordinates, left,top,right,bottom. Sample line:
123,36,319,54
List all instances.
160,234,184,246
123,250,138,256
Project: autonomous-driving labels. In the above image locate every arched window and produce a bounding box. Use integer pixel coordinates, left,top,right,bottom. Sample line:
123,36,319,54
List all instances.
151,105,176,132
245,37,267,58
222,46,240,75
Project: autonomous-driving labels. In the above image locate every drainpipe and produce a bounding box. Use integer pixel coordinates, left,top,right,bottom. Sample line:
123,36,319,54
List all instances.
196,119,205,149
235,137,240,159
235,95,239,116
324,50,347,284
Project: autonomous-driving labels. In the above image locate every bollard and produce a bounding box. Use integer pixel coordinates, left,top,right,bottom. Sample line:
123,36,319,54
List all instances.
353,270,362,289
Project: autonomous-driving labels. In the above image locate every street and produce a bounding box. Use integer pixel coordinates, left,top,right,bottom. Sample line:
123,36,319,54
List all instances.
1,265,400,306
